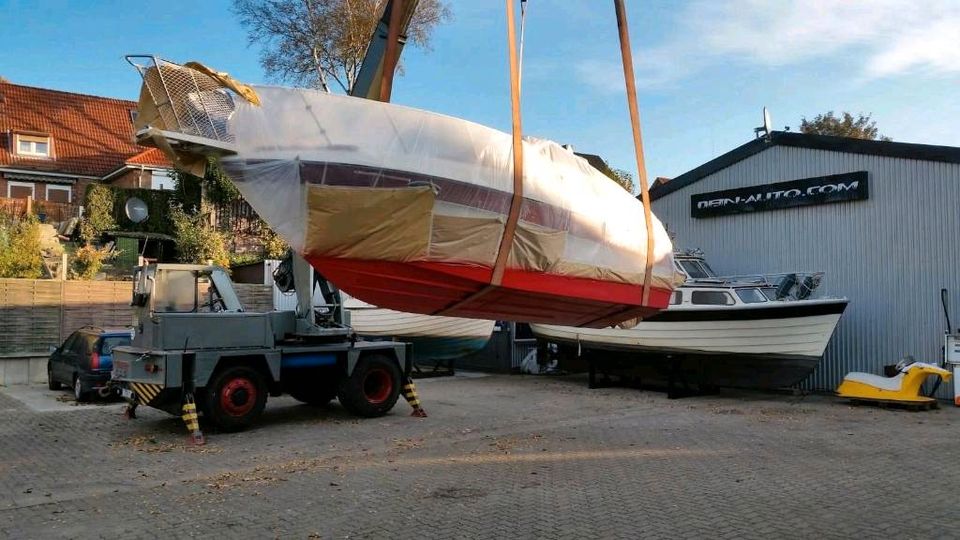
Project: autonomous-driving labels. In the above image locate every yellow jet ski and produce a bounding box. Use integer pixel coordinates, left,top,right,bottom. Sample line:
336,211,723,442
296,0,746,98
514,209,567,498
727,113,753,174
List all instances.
836,359,951,409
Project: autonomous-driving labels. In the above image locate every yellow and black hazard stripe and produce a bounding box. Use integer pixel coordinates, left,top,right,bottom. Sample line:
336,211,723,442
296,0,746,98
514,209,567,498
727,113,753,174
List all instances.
402,381,420,408
129,382,163,405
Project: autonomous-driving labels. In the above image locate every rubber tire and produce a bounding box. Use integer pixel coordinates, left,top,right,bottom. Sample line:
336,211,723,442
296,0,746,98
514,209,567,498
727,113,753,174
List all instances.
204,366,267,432
47,363,61,391
73,376,90,403
286,377,339,406
337,355,402,418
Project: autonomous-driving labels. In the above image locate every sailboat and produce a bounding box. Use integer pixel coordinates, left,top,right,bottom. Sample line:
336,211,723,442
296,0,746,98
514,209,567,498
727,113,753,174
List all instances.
126,57,680,327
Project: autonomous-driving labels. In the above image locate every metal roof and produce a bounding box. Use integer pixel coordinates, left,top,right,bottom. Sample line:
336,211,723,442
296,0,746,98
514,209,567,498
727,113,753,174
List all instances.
649,131,960,200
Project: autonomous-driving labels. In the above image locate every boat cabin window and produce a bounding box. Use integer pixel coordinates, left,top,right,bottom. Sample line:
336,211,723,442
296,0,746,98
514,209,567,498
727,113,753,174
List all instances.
760,287,779,301
670,290,682,305
677,259,716,279
735,288,767,304
690,290,734,306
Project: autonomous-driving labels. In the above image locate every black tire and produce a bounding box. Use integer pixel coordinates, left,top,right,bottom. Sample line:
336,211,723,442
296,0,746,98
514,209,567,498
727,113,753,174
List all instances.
204,366,268,432
286,376,339,406
73,376,90,403
47,363,61,391
337,355,402,418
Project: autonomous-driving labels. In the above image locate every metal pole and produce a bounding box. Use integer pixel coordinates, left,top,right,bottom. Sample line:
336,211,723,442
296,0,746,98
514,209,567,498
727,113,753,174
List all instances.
491,0,525,286
614,0,655,306
379,0,404,102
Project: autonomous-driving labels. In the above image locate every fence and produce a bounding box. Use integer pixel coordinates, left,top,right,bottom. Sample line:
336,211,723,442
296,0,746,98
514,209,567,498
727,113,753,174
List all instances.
209,199,261,236
0,278,273,354
0,196,80,223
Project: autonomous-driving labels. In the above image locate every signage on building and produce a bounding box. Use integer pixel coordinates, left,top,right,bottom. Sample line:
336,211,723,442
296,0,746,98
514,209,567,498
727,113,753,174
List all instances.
691,171,869,218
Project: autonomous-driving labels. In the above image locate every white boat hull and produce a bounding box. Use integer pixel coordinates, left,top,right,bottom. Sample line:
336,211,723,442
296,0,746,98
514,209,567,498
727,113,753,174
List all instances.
530,298,848,388
346,299,495,361
531,313,842,359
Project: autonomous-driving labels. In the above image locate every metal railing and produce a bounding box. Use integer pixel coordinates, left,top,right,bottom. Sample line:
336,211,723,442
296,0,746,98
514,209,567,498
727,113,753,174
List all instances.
126,55,236,143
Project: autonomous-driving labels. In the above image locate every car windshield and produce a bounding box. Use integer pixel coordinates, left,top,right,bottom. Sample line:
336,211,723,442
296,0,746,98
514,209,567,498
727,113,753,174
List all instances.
99,336,131,355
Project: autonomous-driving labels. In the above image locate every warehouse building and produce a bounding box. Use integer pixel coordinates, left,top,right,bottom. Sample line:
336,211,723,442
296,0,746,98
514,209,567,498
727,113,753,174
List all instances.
649,131,960,396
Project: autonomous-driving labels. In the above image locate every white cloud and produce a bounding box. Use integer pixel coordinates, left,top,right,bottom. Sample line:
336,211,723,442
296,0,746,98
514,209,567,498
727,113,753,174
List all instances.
579,0,960,90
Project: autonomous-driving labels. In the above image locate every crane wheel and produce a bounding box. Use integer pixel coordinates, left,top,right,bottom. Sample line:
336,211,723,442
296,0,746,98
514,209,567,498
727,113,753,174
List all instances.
205,366,267,432
337,355,401,418
286,376,339,406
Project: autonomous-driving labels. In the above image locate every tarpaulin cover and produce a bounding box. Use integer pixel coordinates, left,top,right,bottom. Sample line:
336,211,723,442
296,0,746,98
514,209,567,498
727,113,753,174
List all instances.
219,86,680,292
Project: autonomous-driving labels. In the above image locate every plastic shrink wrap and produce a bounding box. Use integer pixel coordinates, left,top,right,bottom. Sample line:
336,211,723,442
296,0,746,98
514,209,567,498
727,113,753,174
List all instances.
135,66,682,327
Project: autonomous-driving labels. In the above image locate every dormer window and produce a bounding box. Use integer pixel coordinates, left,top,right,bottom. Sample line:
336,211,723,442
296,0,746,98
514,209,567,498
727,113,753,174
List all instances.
15,133,51,157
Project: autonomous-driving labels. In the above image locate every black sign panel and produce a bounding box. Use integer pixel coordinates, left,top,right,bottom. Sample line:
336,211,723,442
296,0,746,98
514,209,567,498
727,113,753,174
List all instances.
691,171,869,218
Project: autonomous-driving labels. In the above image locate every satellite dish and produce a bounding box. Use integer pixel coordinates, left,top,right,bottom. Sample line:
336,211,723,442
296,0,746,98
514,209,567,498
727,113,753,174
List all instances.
754,106,773,140
124,197,149,224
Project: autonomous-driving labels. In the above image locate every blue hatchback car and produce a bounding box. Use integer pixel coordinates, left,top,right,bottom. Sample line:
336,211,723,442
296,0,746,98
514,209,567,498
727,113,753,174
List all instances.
47,327,133,402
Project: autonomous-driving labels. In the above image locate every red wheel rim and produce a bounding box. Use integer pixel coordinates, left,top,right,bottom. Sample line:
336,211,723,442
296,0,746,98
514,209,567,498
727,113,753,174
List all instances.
363,367,393,404
220,377,257,417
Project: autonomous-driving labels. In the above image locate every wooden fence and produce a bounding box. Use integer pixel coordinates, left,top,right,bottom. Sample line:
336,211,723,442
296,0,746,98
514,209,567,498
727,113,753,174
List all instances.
0,279,273,353
0,196,80,223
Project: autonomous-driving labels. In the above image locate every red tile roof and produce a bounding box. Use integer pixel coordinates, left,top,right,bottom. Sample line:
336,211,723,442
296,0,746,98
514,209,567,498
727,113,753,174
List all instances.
126,148,171,167
0,81,171,177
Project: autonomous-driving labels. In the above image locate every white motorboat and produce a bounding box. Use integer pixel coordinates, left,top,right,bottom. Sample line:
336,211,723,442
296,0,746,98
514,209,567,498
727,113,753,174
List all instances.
530,250,848,389
342,294,495,362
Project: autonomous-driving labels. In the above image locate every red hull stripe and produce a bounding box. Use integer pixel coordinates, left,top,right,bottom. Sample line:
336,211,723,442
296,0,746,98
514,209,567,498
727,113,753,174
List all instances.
307,256,671,328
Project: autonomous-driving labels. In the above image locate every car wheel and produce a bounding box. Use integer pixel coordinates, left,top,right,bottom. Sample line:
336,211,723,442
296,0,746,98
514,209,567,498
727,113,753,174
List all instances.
74,376,90,403
205,366,267,432
337,355,401,418
47,364,61,391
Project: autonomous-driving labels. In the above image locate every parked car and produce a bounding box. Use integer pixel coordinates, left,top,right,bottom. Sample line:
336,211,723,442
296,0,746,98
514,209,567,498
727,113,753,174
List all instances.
47,327,133,402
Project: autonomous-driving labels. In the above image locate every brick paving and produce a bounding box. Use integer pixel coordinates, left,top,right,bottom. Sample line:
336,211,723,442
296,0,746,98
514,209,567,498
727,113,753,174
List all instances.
2,374,959,539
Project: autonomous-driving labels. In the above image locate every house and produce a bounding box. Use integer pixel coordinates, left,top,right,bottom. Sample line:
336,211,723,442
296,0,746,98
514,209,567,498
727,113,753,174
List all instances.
0,80,172,208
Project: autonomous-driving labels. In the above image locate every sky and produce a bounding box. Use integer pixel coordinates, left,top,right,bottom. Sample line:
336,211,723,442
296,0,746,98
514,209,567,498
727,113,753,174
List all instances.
2,0,959,190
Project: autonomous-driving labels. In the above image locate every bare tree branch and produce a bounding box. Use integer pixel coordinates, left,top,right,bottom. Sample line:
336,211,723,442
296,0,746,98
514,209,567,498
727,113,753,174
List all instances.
233,0,453,93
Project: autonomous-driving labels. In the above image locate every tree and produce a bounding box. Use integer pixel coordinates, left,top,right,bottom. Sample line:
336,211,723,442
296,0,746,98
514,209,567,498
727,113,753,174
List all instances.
799,111,891,141
233,0,452,93
590,158,636,194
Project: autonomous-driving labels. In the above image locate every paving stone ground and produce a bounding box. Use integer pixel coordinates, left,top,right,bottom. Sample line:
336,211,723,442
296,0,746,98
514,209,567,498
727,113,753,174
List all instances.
1,373,959,539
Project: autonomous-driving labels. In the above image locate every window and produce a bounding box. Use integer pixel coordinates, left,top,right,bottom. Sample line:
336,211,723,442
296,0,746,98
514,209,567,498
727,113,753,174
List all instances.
735,288,768,304
691,290,734,306
15,134,51,157
669,290,683,305
156,270,199,313
99,335,131,355
678,259,714,279
129,109,139,124
7,181,35,199
45,184,72,203
151,170,174,191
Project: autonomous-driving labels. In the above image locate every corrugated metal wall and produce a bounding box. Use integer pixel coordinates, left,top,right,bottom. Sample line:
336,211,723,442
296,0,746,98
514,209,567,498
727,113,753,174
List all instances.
652,146,960,397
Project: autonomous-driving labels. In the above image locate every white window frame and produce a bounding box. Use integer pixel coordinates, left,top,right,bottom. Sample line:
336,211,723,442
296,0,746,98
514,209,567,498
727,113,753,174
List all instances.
45,184,72,203
14,134,52,158
6,181,36,199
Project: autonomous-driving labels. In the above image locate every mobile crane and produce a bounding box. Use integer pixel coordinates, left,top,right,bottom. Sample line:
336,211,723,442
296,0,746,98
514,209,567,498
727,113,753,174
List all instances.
112,0,426,441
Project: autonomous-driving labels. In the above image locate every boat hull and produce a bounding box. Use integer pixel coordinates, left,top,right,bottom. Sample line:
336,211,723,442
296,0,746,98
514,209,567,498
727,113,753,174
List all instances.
345,302,495,361
310,256,673,327
530,299,847,388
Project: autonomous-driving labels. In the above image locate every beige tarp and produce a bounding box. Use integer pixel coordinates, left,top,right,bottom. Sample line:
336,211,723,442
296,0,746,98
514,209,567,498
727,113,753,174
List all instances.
305,185,435,262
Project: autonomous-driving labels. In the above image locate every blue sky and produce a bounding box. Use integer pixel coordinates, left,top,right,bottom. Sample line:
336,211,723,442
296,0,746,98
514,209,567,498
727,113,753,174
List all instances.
2,0,959,189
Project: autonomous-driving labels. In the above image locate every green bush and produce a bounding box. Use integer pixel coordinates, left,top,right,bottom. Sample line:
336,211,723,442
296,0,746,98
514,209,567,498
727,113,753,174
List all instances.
79,184,117,243
71,244,115,280
0,213,44,278
171,206,230,267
